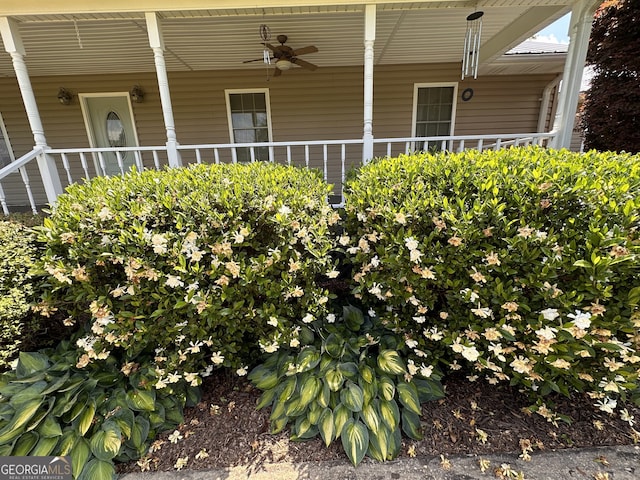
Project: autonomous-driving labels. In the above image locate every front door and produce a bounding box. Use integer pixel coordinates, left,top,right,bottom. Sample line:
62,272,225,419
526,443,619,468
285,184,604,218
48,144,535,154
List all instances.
81,94,139,176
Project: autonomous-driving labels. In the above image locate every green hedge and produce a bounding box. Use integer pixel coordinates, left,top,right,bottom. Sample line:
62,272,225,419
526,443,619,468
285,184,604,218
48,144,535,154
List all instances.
343,147,640,411
0,221,42,370
36,163,338,384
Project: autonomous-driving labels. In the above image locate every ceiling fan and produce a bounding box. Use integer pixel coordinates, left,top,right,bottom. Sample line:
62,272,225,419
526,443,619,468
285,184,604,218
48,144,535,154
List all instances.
243,34,319,76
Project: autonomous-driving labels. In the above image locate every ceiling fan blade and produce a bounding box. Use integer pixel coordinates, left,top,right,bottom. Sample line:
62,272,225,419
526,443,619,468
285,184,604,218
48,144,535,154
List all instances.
291,58,318,71
243,57,270,63
291,45,318,56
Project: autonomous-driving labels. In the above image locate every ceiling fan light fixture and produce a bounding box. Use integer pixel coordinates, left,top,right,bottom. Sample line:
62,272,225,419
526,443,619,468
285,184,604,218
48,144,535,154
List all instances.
276,59,292,70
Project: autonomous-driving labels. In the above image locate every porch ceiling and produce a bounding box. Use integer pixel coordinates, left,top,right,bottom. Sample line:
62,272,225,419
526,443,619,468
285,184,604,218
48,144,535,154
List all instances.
0,1,570,78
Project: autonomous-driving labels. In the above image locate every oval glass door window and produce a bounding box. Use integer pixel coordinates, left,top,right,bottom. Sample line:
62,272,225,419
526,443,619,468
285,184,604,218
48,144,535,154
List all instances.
106,111,126,148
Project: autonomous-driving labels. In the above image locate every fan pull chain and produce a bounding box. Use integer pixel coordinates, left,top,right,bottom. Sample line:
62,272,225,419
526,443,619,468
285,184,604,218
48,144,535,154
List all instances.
73,17,84,49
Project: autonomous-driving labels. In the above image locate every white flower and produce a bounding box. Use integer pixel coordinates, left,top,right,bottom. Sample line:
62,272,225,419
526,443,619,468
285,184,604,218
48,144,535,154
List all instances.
174,456,189,470
370,256,380,268
326,269,340,279
420,364,434,378
98,207,112,221
410,249,423,263
289,337,300,348
407,359,419,375
278,205,292,215
168,430,183,444
568,310,592,330
368,309,376,318
471,307,492,319
236,366,248,376
413,316,426,324
165,275,184,288
268,316,279,327
535,326,558,341
405,338,418,348
405,237,419,251
461,346,480,362
211,351,225,365
595,397,617,414
338,235,351,246
326,313,336,323
302,313,315,324
540,308,560,321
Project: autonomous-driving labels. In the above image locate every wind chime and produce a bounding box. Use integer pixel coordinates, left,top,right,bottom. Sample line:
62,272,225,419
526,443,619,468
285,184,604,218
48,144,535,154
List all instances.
462,10,484,79
259,24,272,80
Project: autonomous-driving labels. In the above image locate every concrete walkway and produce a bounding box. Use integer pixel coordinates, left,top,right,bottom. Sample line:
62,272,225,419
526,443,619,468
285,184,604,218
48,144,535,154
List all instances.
119,445,639,479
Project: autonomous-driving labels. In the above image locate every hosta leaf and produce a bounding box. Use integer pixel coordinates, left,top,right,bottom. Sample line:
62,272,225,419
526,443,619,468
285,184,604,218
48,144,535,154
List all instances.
297,347,321,373
343,305,365,332
113,407,135,439
11,431,39,456
325,369,344,391
359,364,374,384
16,352,50,378
317,381,331,408
0,397,43,443
278,376,297,404
71,437,91,479
324,333,344,358
270,415,288,434
90,423,122,461
397,381,422,415
78,399,96,436
401,408,423,440
256,387,276,410
333,404,351,440
36,414,62,438
130,416,150,449
299,375,320,408
284,397,306,418
293,416,314,439
367,424,390,461
78,459,115,480
9,381,47,407
378,376,395,402
413,378,445,403
377,350,406,375
341,419,369,466
40,372,71,395
379,398,400,430
57,430,78,456
361,402,381,433
340,382,364,413
307,402,323,425
360,378,378,405
30,435,59,456
388,424,402,458
318,408,334,447
127,388,156,412
337,362,359,379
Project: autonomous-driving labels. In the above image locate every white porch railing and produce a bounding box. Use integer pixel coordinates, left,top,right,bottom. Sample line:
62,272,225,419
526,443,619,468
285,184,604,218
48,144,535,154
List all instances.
0,132,556,214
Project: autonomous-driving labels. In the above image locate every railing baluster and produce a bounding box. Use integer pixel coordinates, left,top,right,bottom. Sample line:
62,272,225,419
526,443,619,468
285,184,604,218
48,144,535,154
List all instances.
458,140,465,152
79,152,90,179
116,151,125,175
61,153,73,185
477,139,484,151
134,150,144,171
214,149,220,164
405,141,411,154
231,147,237,164
340,143,346,206
323,144,328,184
195,149,202,165
0,183,8,215
386,142,392,158
98,152,107,176
152,150,161,170
250,146,256,163
495,138,502,150
269,146,275,163
18,167,38,215
304,145,310,168
287,146,292,165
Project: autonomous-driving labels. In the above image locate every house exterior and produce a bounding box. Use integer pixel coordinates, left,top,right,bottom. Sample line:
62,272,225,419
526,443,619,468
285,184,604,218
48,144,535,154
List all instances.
0,0,599,212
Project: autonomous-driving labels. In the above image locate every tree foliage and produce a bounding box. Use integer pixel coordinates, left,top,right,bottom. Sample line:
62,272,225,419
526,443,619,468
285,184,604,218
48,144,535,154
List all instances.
582,0,640,153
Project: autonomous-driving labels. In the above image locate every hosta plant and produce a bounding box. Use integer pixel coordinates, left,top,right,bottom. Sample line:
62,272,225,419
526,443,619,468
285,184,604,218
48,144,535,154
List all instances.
0,344,198,480
343,147,640,415
249,306,444,466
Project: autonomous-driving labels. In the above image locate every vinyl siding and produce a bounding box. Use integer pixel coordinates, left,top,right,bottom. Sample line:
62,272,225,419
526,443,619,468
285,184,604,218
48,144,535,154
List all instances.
0,63,555,208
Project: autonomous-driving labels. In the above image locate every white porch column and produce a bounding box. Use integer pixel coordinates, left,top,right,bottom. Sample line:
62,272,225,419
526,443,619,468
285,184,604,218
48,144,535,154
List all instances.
362,4,376,164
550,0,598,149
145,12,181,167
0,16,63,204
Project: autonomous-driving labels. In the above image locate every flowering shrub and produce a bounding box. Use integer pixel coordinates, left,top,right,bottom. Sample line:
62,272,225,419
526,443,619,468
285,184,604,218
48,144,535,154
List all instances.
35,163,338,387
343,147,640,414
0,221,44,370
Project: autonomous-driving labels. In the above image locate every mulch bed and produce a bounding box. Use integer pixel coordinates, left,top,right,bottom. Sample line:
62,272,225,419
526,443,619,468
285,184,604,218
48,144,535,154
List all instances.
117,371,639,474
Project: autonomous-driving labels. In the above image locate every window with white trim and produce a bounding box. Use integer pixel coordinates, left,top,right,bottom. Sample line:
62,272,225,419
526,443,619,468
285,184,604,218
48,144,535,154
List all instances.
412,84,458,151
0,113,15,169
225,89,272,162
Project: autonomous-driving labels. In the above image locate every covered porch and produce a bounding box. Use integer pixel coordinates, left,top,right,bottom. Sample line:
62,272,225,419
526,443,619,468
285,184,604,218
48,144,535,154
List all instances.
0,0,597,212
